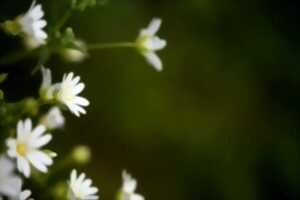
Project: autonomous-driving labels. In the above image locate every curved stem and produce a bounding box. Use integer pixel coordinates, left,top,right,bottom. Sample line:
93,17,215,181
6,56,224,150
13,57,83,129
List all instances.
87,42,136,50
52,9,73,33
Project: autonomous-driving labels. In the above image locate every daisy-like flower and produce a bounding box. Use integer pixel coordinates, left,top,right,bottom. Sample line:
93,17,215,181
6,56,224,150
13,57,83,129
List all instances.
19,0,47,48
119,171,144,200
68,169,99,200
41,107,65,130
55,72,90,117
0,155,20,197
6,119,54,178
136,18,167,71
39,67,54,101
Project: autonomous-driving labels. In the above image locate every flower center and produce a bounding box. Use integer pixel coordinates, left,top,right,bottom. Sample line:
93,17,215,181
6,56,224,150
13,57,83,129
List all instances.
16,143,27,156
136,35,152,52
61,85,75,102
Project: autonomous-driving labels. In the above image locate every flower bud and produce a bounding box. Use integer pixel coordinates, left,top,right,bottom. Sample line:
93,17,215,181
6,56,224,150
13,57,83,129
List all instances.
71,145,91,164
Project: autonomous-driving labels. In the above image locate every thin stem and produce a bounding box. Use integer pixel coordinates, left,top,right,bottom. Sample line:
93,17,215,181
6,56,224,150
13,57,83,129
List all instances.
87,42,136,50
52,9,73,33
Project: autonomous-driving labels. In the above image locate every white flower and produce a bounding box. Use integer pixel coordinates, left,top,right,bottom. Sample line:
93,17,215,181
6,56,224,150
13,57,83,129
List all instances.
68,169,99,200
6,119,54,177
55,72,90,117
19,0,47,48
41,107,65,130
120,171,144,200
0,155,20,197
136,18,167,71
39,67,54,101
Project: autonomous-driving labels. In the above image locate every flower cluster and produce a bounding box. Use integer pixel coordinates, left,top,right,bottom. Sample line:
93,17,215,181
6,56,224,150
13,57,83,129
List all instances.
0,0,165,199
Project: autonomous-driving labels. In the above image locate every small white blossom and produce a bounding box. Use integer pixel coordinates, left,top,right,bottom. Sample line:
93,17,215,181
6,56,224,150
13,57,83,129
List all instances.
136,18,167,71
6,119,54,177
41,107,65,130
68,169,99,200
19,0,47,48
120,171,144,200
40,67,54,101
55,72,90,117
0,155,19,197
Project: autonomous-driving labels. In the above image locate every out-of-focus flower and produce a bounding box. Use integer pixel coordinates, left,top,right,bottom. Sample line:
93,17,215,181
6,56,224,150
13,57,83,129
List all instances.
71,145,91,164
136,18,166,71
119,171,144,200
6,119,54,177
10,178,33,200
41,107,65,130
55,72,90,117
19,0,47,48
2,0,47,49
40,67,54,101
68,169,99,200
0,155,19,197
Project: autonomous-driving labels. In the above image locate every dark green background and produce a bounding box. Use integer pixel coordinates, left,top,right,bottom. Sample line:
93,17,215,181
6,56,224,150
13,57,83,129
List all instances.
1,0,300,200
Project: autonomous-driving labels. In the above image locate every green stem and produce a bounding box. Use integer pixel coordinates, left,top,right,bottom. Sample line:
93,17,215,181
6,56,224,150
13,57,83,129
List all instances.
53,9,73,33
87,42,136,50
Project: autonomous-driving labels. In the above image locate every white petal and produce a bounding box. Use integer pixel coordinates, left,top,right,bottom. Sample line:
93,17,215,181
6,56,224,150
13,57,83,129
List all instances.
74,96,90,106
142,18,162,36
24,118,32,134
20,190,31,200
143,52,163,71
27,151,52,172
73,83,85,95
31,125,46,138
17,157,31,178
31,134,52,148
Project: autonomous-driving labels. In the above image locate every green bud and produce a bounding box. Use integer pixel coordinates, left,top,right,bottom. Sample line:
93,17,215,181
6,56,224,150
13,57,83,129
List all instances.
71,145,91,164
52,182,67,198
2,18,22,35
0,73,8,83
23,98,39,116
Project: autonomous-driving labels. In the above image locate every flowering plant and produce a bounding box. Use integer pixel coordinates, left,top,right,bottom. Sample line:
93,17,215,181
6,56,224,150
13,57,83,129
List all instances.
0,0,167,199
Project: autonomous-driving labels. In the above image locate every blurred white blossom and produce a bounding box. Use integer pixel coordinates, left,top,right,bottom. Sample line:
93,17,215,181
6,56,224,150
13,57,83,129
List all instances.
55,72,90,117
6,119,54,177
19,0,47,48
62,40,88,63
10,178,33,200
41,107,65,130
136,18,166,71
0,155,20,197
68,169,99,200
120,171,144,200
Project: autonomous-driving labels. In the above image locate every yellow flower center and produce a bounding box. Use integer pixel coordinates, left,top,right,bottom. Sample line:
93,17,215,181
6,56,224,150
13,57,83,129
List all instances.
16,143,27,156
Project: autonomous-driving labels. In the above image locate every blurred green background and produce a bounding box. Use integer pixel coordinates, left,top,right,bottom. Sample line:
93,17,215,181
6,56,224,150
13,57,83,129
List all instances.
1,0,300,199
